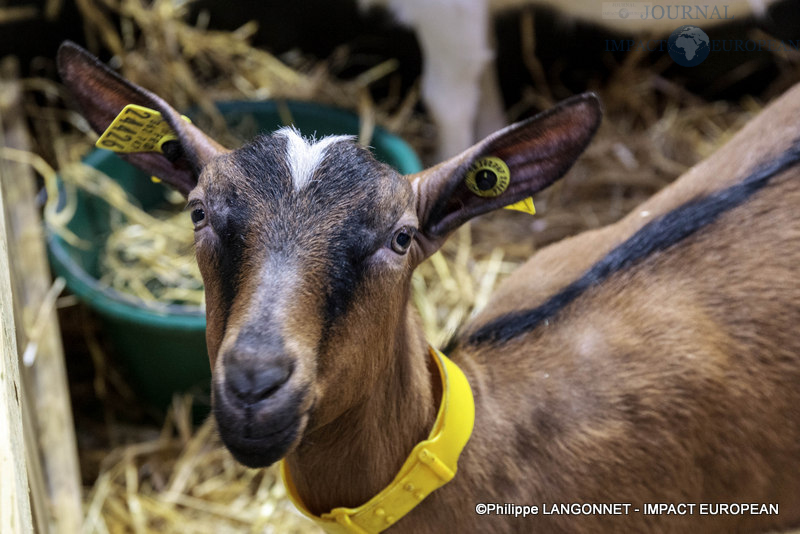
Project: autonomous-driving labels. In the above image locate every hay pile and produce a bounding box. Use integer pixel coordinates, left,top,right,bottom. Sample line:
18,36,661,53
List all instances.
82,396,320,534
6,0,800,531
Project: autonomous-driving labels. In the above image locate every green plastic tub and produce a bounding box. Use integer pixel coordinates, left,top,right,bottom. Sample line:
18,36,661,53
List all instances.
49,100,422,411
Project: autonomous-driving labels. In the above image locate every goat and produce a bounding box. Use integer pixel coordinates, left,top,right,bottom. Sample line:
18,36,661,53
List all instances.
58,41,800,533
359,0,778,159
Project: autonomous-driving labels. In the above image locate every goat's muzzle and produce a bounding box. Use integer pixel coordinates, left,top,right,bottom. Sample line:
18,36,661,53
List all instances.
213,347,308,468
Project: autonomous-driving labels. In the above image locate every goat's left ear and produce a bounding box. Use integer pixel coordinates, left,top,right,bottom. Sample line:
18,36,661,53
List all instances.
412,93,601,256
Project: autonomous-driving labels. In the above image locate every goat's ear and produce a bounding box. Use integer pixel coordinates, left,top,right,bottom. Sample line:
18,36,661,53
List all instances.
412,93,601,255
57,41,228,196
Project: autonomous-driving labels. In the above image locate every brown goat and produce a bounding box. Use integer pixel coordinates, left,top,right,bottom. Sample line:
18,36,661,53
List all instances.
59,41,800,533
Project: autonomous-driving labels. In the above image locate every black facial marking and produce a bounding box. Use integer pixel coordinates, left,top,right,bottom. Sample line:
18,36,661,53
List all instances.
206,135,292,335
212,208,248,335
468,140,800,346
215,133,411,346
307,142,408,333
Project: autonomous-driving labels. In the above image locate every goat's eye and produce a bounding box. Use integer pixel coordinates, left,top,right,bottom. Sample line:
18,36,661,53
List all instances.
390,226,415,254
191,207,206,228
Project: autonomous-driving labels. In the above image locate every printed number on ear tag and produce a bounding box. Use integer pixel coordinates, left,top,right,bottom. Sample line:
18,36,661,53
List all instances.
95,104,191,154
465,156,536,215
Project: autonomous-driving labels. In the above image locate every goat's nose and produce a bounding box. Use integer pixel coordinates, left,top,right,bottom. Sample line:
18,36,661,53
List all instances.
225,359,293,404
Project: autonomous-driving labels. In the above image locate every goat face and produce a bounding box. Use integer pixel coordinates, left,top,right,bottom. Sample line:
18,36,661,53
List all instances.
58,39,601,469
194,131,418,467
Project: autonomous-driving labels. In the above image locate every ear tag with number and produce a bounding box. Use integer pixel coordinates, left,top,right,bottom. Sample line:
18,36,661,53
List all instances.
95,104,191,154
465,156,536,215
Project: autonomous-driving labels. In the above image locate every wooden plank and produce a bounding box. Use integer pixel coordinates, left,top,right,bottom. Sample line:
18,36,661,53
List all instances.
0,99,34,534
0,64,82,533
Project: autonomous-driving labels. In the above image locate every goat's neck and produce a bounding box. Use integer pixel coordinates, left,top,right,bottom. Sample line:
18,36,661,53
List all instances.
285,307,438,515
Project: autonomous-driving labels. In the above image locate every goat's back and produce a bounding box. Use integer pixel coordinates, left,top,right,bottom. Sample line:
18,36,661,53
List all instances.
430,86,800,533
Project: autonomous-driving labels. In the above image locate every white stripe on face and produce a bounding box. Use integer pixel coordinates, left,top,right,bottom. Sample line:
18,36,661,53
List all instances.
276,127,353,191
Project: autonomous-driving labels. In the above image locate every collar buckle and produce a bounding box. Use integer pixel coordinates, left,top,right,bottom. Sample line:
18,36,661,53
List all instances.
417,447,455,482
327,509,369,534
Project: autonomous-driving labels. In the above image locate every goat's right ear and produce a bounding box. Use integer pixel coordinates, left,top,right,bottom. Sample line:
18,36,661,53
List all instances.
57,41,228,196
411,93,601,258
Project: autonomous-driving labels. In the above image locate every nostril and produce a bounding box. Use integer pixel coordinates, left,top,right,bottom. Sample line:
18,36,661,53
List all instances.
225,361,293,404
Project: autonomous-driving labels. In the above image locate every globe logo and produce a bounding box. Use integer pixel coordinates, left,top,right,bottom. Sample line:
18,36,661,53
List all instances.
668,25,711,67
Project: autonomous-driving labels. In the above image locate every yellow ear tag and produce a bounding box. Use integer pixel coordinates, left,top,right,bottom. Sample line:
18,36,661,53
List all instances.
465,156,536,215
95,104,191,154
504,197,536,214
465,156,510,197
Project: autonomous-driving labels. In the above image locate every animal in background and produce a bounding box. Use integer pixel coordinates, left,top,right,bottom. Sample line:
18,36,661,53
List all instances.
359,0,778,160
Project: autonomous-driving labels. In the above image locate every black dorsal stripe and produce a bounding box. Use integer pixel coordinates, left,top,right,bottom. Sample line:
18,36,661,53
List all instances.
467,142,800,346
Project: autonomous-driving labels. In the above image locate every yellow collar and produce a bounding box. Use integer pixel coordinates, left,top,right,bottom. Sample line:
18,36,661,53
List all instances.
281,347,475,534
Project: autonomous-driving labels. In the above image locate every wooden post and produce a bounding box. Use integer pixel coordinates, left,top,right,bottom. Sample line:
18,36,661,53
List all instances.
0,102,34,534
0,61,83,533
